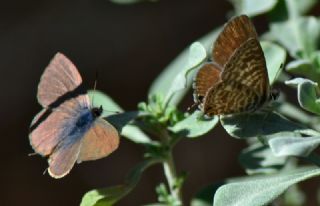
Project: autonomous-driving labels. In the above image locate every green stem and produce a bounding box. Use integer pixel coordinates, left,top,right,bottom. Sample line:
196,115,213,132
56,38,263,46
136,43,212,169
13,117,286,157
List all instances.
163,151,182,204
160,129,183,205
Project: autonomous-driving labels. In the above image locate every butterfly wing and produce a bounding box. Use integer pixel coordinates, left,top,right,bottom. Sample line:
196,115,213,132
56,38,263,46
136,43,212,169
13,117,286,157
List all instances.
213,15,257,67
203,38,269,115
193,63,222,105
203,81,260,115
37,53,83,107
78,118,119,162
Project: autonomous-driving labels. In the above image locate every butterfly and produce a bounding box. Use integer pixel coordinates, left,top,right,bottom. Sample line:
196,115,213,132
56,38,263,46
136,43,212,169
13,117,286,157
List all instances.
29,53,120,178
193,15,278,116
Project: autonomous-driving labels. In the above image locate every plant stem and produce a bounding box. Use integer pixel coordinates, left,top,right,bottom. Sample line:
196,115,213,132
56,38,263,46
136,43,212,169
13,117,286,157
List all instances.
160,129,183,205
163,150,182,204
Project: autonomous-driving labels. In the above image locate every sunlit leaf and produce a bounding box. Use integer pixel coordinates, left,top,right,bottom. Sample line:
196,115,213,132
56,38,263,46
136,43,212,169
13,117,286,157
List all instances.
231,0,277,17
269,136,320,157
261,41,286,84
163,42,206,107
285,78,320,115
213,166,320,206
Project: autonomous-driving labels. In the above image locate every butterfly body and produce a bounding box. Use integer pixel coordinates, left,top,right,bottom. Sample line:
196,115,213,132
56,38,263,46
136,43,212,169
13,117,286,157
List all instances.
193,15,276,116
29,53,119,178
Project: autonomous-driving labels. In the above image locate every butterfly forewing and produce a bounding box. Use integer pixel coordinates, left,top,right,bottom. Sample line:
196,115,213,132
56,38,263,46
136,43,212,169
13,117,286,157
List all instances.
37,53,83,107
213,15,257,67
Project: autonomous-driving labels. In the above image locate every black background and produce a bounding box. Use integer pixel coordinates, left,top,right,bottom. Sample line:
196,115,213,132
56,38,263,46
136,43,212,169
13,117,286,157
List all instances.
2,1,319,205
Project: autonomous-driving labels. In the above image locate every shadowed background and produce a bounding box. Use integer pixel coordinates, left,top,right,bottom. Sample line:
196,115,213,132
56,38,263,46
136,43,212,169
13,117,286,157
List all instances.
2,1,318,205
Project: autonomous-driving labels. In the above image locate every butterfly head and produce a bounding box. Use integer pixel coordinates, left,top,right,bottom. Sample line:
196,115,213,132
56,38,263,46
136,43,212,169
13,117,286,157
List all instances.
270,89,280,101
91,105,103,118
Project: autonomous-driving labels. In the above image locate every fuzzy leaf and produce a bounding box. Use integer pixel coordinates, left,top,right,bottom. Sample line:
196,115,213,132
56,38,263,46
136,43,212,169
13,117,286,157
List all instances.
213,166,320,206
269,136,320,157
163,42,206,106
231,0,277,16
169,111,218,138
88,90,153,144
220,112,306,139
285,78,320,115
269,17,320,59
81,158,159,206
261,41,286,84
149,28,220,106
239,143,287,174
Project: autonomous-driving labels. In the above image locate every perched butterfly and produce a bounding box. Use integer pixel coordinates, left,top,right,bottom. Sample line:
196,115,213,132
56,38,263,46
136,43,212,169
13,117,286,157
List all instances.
193,15,278,116
29,53,119,178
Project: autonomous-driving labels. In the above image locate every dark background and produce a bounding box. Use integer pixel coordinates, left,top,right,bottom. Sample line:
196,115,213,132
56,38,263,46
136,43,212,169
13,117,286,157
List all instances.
2,1,319,206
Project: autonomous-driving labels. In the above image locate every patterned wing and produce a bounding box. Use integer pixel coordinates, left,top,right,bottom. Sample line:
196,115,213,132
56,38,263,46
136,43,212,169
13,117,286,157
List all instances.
37,53,83,107
221,38,269,98
213,15,257,67
203,81,260,116
78,118,119,162
203,39,269,116
193,63,222,104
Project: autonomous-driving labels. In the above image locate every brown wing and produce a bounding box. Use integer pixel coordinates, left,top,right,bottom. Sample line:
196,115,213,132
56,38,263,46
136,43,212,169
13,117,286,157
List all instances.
78,118,119,162
221,38,269,97
193,63,222,104
48,136,82,179
213,15,257,67
203,39,269,116
203,81,260,116
37,53,83,107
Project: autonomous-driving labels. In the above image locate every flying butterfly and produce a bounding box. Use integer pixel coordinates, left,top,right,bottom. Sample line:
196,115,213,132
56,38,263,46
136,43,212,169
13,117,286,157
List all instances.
193,15,278,116
29,53,119,178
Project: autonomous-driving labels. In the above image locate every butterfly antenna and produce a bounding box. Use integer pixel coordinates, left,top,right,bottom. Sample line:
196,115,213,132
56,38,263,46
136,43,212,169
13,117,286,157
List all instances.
91,70,99,107
43,168,48,176
28,152,37,156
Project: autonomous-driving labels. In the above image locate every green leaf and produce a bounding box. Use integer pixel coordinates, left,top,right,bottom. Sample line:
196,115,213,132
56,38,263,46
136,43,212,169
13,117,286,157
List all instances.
231,0,278,17
261,41,286,84
285,78,320,115
286,59,320,83
81,158,160,206
285,0,319,18
239,143,287,174
269,17,320,59
213,166,320,206
220,112,306,139
149,28,220,107
269,136,320,157
88,90,153,144
163,42,206,107
169,111,218,138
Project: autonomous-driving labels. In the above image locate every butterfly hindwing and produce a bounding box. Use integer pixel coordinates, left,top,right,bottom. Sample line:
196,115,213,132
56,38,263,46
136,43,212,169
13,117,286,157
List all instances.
221,38,269,98
78,118,119,162
203,81,260,115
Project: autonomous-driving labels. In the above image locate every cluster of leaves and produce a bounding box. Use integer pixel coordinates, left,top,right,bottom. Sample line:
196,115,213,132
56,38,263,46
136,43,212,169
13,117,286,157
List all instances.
82,0,320,205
